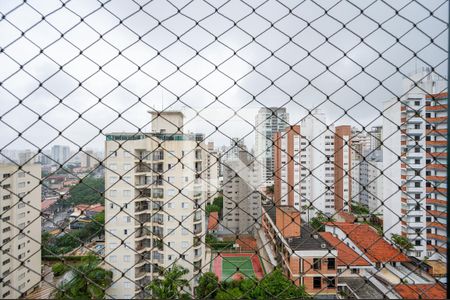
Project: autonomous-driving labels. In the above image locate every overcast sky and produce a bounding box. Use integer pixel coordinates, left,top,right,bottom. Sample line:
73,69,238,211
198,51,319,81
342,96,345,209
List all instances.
0,0,447,154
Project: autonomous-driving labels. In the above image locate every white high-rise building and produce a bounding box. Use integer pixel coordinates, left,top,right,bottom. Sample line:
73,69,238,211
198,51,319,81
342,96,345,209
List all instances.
104,111,207,299
51,145,71,165
298,110,336,218
222,147,262,234
359,150,383,214
383,69,447,261
205,142,219,204
254,107,289,184
0,164,41,299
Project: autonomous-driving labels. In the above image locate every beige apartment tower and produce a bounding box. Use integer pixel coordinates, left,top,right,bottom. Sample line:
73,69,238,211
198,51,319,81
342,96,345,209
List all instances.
0,164,41,299
104,111,208,299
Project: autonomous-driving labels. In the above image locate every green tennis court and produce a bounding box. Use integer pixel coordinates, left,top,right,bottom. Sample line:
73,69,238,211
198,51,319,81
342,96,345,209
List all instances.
221,256,255,281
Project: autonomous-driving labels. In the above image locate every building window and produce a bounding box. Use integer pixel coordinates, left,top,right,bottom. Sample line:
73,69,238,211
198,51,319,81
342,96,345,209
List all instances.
415,240,421,246
313,277,321,289
313,258,321,270
415,217,421,222
327,258,336,270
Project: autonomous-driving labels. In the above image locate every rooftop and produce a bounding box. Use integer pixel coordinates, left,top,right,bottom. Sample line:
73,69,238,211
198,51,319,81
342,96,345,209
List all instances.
105,132,204,142
325,222,410,263
394,283,446,299
338,277,384,299
207,212,219,231
319,232,371,267
263,204,333,251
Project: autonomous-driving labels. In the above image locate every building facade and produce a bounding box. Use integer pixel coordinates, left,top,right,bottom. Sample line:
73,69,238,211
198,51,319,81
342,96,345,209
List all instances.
104,112,207,299
51,145,71,165
0,164,41,299
254,107,289,184
222,147,262,234
383,91,447,261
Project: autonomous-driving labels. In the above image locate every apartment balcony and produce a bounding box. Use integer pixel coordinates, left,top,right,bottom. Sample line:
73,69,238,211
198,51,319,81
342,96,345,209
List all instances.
427,209,447,219
135,264,153,280
426,140,447,147
426,128,447,135
426,152,447,159
193,211,202,222
193,237,202,247
137,188,152,198
426,104,447,112
426,175,446,182
135,163,153,173
194,224,202,235
427,233,447,242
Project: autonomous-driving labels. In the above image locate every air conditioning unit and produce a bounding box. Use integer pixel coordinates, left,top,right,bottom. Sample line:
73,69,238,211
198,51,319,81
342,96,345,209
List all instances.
321,243,327,249
313,234,319,239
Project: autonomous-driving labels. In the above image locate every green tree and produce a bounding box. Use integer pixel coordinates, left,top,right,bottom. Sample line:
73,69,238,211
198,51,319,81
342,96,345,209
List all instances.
391,234,414,252
206,204,221,216
310,213,333,232
52,262,69,277
52,255,113,299
196,272,219,299
251,269,309,299
216,288,244,300
146,265,190,299
64,177,105,207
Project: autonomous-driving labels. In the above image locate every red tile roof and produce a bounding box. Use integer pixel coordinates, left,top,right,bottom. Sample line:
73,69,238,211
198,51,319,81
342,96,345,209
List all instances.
337,211,356,223
319,232,370,267
394,283,446,299
325,222,410,263
41,199,57,211
75,203,104,213
208,212,219,231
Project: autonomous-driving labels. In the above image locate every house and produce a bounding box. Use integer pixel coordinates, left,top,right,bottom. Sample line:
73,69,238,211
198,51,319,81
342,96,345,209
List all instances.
259,204,338,297
69,203,104,229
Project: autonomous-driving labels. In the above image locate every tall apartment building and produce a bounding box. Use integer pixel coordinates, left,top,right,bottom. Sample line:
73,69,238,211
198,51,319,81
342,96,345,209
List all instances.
359,150,383,214
51,145,70,165
104,111,207,299
0,164,41,299
334,125,352,213
205,142,220,204
80,150,98,169
298,111,336,218
271,111,356,219
369,126,383,151
222,146,262,234
255,107,289,184
384,86,447,260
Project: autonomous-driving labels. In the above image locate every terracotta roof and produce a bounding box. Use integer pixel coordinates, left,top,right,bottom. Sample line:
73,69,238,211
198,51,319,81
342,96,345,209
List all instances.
325,222,410,263
41,199,57,211
394,283,446,299
337,211,356,223
319,232,370,267
208,212,219,230
75,204,104,213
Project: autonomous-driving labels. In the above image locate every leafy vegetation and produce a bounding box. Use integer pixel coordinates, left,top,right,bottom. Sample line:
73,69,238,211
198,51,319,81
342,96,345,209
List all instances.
310,213,334,232
195,272,220,299
146,265,191,299
199,269,309,299
52,255,112,299
205,234,235,250
52,262,69,276
42,212,104,256
63,177,105,207
351,203,370,215
391,234,414,252
206,196,224,217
